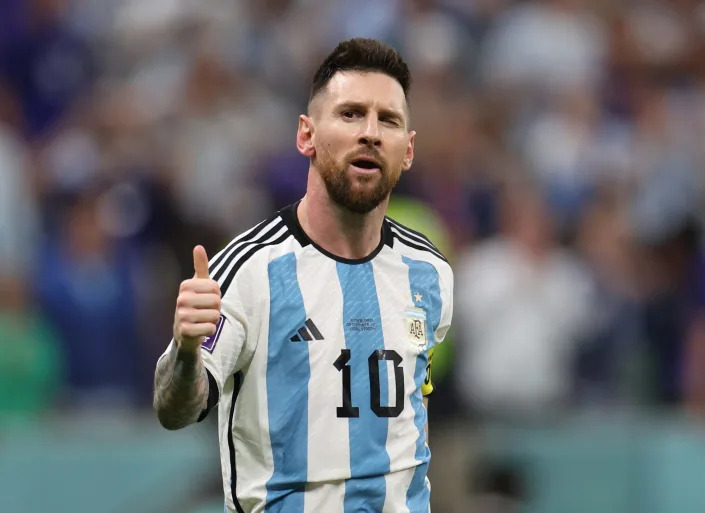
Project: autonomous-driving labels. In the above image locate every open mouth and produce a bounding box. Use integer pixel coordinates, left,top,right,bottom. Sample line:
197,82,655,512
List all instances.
351,158,381,172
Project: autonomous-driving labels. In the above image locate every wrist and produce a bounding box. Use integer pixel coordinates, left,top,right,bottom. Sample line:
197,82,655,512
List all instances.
174,337,201,360
173,341,202,380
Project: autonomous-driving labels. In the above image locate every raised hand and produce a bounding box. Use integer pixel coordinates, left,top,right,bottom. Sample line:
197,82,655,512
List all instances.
173,245,222,353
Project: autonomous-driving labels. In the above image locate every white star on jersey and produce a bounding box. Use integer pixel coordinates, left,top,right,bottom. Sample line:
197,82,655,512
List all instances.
414,292,423,303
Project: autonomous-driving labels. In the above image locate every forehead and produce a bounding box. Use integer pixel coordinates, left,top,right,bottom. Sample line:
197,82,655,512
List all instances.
318,71,407,114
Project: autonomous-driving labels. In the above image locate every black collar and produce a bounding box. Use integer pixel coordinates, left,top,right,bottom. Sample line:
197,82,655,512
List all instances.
278,201,394,264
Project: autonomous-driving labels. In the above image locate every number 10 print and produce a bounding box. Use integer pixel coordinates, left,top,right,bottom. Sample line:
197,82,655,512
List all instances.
333,349,405,418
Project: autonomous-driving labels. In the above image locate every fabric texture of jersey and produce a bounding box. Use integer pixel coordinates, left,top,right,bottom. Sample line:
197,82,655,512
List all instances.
159,202,453,513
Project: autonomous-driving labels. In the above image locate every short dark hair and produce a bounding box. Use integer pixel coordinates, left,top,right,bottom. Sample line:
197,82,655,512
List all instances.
309,38,411,105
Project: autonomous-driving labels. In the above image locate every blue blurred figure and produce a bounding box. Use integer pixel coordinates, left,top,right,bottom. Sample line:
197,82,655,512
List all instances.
36,187,140,408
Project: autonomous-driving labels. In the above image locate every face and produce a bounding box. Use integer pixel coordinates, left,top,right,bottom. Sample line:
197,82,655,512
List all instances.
297,71,415,214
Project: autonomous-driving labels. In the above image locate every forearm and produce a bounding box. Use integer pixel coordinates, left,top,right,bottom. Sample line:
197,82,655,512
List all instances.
153,342,209,430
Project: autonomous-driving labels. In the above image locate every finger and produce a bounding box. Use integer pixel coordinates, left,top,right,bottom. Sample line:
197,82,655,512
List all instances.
178,309,222,325
177,292,221,310
180,279,220,295
193,245,210,279
180,322,218,338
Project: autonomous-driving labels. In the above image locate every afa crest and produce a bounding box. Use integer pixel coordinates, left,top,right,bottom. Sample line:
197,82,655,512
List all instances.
404,307,428,350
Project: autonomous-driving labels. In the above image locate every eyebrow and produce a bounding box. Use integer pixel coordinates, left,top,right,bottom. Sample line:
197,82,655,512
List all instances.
336,101,406,124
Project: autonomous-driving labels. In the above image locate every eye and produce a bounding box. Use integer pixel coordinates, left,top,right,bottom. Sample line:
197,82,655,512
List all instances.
381,117,399,127
342,111,357,119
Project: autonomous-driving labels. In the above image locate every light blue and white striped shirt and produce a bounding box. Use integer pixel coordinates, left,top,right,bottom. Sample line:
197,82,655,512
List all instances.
163,202,453,513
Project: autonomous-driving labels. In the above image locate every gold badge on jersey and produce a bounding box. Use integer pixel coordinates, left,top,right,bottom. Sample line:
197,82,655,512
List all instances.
404,307,428,351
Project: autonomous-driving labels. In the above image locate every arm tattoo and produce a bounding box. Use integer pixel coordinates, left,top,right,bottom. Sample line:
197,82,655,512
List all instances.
153,343,209,430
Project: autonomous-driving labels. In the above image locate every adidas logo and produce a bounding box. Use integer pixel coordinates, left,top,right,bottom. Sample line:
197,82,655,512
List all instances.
290,319,324,342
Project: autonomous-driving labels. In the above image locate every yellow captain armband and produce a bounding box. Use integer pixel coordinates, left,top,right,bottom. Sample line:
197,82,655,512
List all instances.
421,347,434,396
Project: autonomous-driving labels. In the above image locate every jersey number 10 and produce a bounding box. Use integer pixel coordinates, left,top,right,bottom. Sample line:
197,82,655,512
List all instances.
333,349,404,418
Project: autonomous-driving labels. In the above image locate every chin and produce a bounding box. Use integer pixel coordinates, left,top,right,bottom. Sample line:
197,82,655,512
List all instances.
340,202,382,215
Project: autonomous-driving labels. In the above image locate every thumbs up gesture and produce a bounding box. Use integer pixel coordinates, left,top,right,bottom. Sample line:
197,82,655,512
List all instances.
173,246,222,353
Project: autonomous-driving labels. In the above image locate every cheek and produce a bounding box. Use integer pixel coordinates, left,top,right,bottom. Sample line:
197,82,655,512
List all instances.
324,138,350,162
390,139,410,163
316,130,345,155
321,141,338,160
316,141,343,169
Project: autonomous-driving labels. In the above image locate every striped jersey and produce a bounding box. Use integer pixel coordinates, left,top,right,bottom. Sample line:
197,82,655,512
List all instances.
162,202,453,513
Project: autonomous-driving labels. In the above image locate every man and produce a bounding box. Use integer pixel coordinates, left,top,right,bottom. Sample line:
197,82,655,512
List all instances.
154,38,453,513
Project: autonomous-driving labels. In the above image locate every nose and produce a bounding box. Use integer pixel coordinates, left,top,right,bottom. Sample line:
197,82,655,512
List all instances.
358,117,381,147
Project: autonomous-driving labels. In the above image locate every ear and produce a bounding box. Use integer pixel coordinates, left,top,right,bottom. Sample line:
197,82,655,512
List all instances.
296,114,315,158
401,130,415,171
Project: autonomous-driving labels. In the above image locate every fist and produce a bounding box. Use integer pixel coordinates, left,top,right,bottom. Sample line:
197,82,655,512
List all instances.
173,245,222,353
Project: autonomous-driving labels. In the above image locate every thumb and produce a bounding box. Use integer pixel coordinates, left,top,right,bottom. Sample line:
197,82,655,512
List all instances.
193,245,210,279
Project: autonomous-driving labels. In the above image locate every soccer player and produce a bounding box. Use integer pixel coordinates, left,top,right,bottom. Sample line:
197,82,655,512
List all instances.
153,38,453,513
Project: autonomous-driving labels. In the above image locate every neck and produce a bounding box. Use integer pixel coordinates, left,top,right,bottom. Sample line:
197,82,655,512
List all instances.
297,168,388,260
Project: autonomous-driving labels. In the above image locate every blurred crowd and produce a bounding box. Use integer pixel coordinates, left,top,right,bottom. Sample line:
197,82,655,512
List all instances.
3,0,705,427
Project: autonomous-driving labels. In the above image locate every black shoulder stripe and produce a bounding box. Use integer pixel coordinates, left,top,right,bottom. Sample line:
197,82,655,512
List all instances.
209,215,280,275
388,224,444,259
392,232,448,263
387,218,444,253
389,225,447,262
387,218,445,256
219,230,292,295
213,220,285,282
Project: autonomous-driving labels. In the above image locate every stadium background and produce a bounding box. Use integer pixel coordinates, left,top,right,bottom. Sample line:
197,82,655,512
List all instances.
4,0,705,511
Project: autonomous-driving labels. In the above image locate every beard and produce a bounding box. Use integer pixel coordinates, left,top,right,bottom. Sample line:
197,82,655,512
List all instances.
315,148,402,214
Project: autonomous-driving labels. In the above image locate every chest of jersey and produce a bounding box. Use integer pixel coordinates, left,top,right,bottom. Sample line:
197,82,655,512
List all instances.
267,252,436,415
256,250,440,484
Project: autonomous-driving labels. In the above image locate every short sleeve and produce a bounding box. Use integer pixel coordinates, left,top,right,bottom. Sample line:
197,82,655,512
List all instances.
199,304,249,399
423,262,453,397
434,262,454,344
197,264,259,419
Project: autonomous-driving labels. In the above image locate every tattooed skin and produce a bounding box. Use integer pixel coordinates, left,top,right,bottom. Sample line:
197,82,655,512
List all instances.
153,342,209,430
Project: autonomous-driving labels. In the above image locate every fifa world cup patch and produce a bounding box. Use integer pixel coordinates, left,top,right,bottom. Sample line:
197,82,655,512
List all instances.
404,307,428,350
202,314,225,353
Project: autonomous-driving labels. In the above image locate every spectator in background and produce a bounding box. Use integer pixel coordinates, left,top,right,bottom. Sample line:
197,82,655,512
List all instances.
35,186,141,408
170,48,277,234
0,84,39,279
521,88,602,237
0,276,63,418
573,191,645,406
634,213,705,406
454,182,594,420
628,114,705,405
2,0,93,138
481,0,605,95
